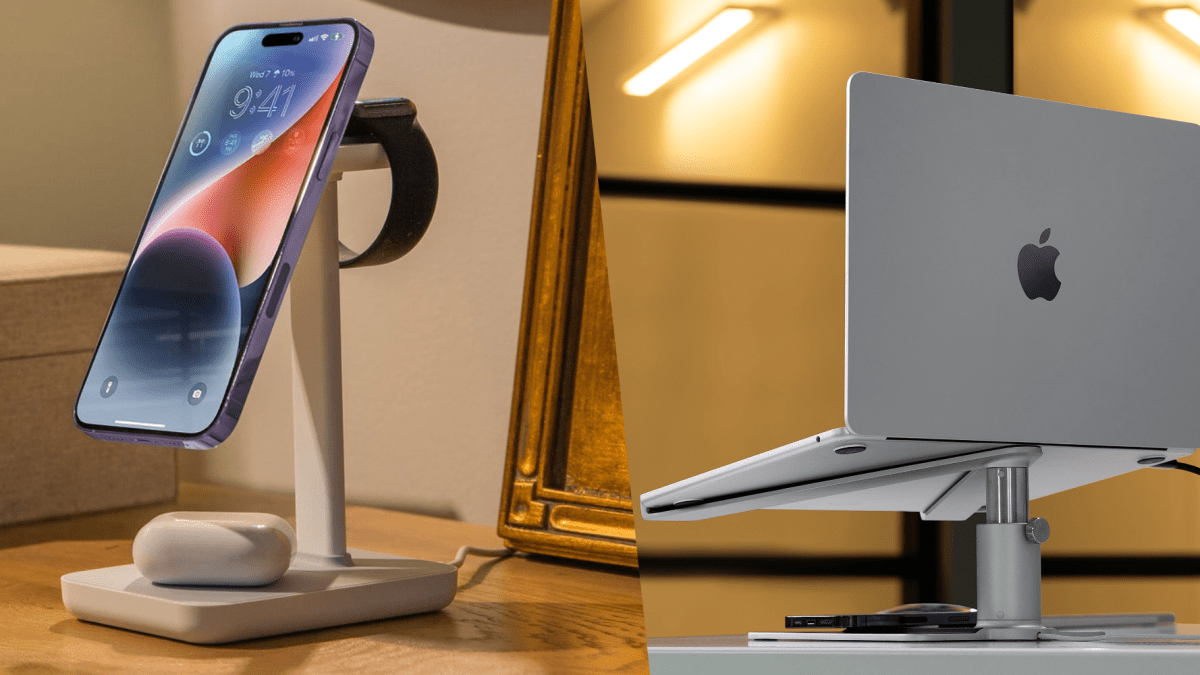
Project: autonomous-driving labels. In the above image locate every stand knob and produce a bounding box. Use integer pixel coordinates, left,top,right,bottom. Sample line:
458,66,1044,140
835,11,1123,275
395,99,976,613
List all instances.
1024,517,1050,544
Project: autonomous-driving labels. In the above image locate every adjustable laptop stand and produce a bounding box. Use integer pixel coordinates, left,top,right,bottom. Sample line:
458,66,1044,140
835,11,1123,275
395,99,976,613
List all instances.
60,100,458,644
747,445,1200,642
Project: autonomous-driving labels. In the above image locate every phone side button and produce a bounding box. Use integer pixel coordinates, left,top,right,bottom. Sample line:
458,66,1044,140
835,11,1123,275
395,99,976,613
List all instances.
265,263,291,318
316,150,334,181
316,128,343,180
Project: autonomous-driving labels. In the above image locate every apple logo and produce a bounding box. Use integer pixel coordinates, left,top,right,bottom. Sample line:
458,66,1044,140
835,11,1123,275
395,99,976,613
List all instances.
1017,228,1061,300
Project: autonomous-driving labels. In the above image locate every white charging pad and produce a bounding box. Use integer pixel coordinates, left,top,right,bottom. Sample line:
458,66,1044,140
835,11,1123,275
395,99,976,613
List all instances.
61,548,456,644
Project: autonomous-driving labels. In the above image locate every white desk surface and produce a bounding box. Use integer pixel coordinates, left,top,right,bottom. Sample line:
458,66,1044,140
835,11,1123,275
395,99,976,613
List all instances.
648,629,1200,675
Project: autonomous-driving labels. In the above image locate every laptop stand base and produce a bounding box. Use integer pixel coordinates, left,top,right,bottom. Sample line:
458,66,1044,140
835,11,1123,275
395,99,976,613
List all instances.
753,449,1198,643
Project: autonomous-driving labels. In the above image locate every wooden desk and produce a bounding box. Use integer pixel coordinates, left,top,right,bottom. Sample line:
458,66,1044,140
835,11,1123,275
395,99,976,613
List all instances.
0,483,648,674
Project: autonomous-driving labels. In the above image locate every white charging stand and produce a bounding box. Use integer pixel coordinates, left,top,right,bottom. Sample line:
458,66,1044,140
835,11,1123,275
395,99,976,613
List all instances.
60,143,458,645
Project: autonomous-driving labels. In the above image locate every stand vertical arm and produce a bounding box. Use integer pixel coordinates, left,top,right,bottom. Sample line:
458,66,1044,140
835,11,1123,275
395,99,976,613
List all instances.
291,181,350,565
975,465,1043,636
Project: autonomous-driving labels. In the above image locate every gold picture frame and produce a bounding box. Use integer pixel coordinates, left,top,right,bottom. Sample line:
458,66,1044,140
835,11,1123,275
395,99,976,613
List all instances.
496,0,636,568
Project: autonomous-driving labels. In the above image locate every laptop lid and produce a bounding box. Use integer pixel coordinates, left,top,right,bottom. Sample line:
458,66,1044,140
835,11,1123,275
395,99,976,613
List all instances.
845,72,1200,451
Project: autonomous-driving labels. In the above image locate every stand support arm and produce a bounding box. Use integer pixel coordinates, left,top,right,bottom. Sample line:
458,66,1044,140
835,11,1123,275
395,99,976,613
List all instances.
976,462,1044,634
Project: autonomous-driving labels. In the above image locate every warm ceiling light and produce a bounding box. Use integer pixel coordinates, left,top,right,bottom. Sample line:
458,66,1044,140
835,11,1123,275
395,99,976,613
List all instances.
1163,7,1200,44
623,7,757,97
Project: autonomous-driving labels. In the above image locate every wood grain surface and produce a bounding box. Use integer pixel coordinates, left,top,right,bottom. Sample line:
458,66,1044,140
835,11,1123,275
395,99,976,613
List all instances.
0,483,648,674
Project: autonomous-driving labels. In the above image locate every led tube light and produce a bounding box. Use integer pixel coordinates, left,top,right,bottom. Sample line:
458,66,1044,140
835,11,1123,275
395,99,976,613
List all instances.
623,7,756,97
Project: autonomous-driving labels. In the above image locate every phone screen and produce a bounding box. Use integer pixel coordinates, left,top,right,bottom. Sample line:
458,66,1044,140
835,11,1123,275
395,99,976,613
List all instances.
76,24,356,435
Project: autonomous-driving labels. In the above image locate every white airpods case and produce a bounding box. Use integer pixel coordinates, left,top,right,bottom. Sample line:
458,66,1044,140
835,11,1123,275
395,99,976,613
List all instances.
132,511,296,587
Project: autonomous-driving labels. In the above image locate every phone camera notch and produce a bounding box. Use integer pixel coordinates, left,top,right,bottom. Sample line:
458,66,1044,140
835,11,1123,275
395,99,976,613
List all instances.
262,32,303,47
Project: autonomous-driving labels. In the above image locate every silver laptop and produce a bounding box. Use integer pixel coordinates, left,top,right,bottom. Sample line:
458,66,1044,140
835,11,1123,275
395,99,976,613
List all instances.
641,72,1199,522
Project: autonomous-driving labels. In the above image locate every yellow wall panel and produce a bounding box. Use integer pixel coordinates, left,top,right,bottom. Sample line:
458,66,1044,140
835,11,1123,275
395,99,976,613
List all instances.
1034,456,1200,556
604,197,903,557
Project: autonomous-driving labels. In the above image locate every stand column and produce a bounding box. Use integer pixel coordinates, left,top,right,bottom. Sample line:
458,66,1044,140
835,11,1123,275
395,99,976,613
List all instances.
975,466,1044,632
290,179,350,565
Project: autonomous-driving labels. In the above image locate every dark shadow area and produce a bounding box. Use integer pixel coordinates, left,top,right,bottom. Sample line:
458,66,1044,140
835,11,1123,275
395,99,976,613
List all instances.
457,552,516,593
523,551,640,578
599,177,845,209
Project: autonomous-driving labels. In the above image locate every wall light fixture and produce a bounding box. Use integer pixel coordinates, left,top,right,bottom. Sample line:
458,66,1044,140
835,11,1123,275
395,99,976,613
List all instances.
1163,6,1200,44
623,7,758,97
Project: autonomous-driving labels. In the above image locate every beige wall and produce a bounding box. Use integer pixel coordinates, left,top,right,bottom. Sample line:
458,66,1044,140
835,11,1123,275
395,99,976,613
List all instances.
0,1,178,252
2,0,552,526
172,0,551,525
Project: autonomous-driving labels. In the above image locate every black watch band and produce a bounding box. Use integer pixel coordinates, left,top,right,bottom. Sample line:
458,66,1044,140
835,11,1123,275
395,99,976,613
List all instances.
337,98,438,268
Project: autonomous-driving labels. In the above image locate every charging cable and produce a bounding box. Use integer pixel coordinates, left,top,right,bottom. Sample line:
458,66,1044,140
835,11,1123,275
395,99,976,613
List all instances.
444,545,515,569
1149,460,1200,478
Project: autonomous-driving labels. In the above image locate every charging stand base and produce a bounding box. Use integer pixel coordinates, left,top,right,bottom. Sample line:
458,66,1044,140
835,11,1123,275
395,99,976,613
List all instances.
61,549,457,644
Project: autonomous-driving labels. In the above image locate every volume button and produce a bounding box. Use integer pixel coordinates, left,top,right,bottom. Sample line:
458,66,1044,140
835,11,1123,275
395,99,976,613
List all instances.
317,147,335,181
265,263,291,318
317,108,350,180
317,125,346,180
